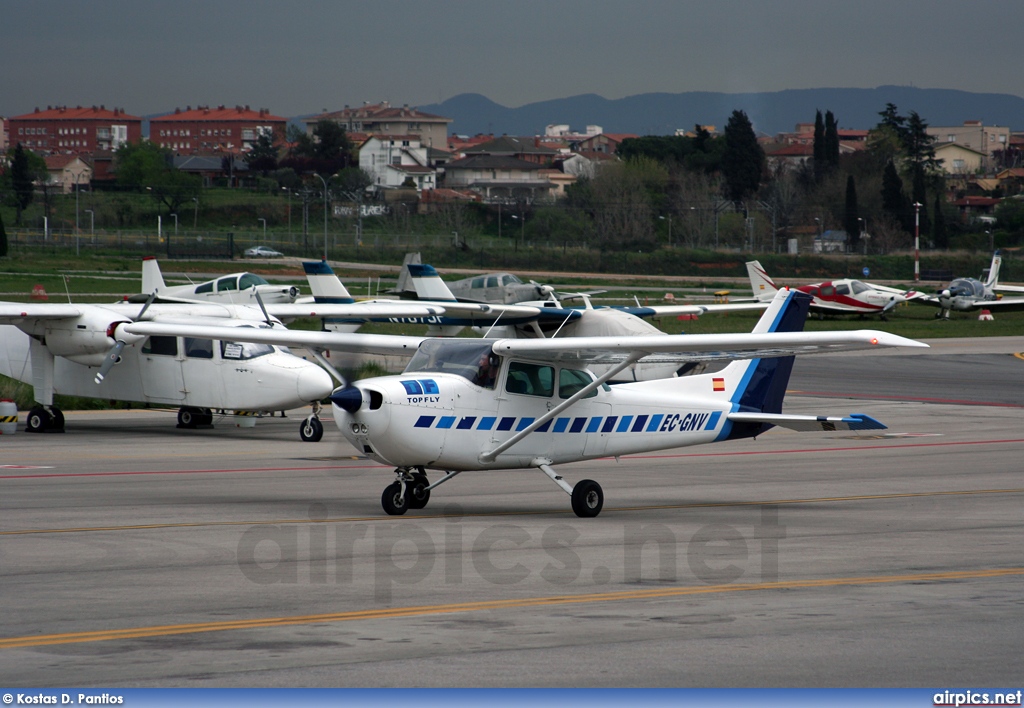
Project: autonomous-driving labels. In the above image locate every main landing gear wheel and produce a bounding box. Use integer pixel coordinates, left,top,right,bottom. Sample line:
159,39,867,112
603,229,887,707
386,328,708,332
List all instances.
177,406,202,428
571,479,604,518
26,407,52,433
299,416,324,442
407,471,430,510
381,482,410,516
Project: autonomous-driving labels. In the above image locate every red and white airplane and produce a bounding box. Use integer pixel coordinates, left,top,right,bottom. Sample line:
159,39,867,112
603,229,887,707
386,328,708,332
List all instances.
746,260,920,319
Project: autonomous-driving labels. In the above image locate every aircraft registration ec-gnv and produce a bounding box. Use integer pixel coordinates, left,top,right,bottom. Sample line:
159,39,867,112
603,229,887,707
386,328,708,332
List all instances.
124,288,927,517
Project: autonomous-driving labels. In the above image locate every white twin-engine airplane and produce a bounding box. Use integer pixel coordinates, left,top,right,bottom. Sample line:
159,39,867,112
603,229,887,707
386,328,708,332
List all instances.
0,295,449,439
124,289,927,517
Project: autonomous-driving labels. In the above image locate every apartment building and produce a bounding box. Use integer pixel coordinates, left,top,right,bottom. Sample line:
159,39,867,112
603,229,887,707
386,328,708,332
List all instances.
7,105,141,153
927,120,1010,170
150,105,286,154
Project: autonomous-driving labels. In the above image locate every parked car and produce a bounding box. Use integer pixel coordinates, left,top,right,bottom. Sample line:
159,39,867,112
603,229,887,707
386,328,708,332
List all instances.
244,246,284,258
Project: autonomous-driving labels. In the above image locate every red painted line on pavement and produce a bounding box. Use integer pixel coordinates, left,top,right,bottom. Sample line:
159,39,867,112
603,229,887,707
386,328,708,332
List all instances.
0,463,385,480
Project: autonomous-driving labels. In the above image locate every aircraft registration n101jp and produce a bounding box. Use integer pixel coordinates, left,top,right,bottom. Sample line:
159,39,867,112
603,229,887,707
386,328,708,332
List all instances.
125,289,927,517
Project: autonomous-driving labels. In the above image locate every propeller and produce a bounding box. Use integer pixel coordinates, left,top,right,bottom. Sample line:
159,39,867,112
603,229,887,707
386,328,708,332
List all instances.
95,293,156,384
531,280,554,297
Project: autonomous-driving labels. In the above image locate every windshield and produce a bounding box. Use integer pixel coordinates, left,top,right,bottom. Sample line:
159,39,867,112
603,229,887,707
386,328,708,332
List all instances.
238,273,270,290
405,339,496,383
850,280,871,294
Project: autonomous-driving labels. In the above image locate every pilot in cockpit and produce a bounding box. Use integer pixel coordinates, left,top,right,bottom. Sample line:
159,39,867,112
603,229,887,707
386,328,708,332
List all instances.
473,351,501,389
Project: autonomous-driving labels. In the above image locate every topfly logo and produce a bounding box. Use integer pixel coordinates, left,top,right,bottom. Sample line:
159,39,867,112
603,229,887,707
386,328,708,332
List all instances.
401,379,440,403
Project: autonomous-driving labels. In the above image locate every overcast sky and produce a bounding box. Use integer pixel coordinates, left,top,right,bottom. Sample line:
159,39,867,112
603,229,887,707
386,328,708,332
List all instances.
3,0,1023,119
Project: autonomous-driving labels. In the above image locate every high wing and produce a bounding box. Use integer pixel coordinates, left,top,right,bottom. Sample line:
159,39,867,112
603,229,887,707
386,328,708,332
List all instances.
617,302,770,318
261,302,451,321
485,329,925,364
0,303,86,320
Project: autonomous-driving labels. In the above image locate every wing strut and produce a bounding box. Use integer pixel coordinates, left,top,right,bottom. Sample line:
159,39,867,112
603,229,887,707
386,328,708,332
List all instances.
479,351,644,464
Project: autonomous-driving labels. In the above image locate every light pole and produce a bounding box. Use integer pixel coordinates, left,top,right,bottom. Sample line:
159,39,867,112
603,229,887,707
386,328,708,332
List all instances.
511,213,525,251
913,202,922,282
258,218,267,244
170,213,178,235
313,173,329,261
660,215,673,247
192,197,199,228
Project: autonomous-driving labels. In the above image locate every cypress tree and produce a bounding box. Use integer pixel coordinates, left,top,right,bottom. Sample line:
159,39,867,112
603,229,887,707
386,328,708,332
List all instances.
825,110,840,172
12,143,34,226
813,110,825,182
722,110,765,203
881,160,908,231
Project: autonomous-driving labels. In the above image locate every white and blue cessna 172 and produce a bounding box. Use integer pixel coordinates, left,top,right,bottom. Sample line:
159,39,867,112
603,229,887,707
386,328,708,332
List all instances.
124,289,927,517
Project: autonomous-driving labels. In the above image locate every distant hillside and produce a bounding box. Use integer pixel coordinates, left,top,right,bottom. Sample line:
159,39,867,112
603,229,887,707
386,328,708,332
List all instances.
417,86,1024,137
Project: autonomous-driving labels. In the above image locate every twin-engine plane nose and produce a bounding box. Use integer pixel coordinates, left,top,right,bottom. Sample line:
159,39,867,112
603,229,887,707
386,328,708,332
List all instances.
297,365,334,402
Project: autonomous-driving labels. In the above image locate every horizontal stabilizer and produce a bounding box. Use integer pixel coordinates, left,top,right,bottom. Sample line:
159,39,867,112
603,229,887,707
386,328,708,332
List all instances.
726,412,886,432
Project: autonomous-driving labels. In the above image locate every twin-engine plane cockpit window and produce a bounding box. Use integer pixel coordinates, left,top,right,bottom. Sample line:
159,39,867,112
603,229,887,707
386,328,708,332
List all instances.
142,335,177,356
221,340,274,360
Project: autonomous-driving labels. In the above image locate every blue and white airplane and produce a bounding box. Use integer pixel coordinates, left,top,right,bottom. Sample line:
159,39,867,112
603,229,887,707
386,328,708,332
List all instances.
124,288,926,517
913,251,1024,318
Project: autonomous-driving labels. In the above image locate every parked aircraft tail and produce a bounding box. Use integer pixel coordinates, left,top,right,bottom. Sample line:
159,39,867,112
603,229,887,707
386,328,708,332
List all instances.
983,251,1002,289
407,264,458,301
302,260,355,304
746,260,779,302
141,257,167,295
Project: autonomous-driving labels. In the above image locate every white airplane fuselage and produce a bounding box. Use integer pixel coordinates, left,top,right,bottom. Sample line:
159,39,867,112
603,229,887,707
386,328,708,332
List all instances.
0,305,332,411
335,368,728,472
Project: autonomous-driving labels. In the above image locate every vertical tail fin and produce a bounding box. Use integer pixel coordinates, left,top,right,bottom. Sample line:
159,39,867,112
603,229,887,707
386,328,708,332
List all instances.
141,257,166,295
393,252,423,295
983,251,1001,289
746,260,779,302
719,289,811,439
407,264,457,301
302,260,354,304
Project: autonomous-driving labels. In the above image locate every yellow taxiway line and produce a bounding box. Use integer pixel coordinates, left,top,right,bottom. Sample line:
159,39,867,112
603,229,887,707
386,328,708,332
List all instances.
2,567,1021,649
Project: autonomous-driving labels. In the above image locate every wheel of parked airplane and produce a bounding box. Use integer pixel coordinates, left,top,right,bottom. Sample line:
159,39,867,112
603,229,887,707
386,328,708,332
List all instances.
25,407,50,433
571,479,604,518
299,416,324,442
49,407,65,431
177,407,199,428
407,472,430,509
381,482,409,516
199,408,214,426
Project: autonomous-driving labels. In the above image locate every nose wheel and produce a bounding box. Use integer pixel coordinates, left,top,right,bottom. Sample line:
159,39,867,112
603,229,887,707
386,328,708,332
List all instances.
299,401,324,442
380,468,433,515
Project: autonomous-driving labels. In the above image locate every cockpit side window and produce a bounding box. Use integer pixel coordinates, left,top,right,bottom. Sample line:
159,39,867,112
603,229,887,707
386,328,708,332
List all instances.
217,276,238,292
142,336,177,356
505,362,554,397
405,340,496,383
221,340,274,360
471,277,486,289
559,368,597,399
835,283,850,295
184,337,215,359
486,276,499,288
194,282,214,294
820,285,835,297
851,281,871,294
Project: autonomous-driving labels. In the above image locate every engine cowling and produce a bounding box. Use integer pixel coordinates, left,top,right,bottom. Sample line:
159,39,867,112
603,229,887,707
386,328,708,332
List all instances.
44,313,144,366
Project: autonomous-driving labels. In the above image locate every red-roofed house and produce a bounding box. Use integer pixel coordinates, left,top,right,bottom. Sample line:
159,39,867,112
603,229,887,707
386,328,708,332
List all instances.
8,105,141,153
149,105,286,154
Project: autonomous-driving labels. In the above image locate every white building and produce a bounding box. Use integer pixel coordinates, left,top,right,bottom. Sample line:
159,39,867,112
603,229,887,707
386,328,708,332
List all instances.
358,135,436,191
